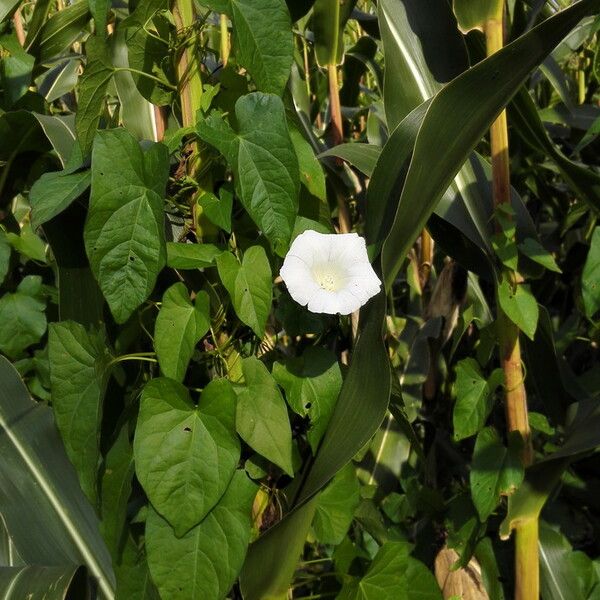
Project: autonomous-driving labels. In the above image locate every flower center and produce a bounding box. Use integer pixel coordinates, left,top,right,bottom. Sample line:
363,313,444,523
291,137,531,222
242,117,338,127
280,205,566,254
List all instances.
312,263,345,292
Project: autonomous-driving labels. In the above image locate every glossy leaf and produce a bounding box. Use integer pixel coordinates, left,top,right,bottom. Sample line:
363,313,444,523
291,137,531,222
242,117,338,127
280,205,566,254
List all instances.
125,12,175,106
111,29,159,141
0,566,90,599
37,59,80,103
146,470,256,600
134,377,240,536
240,497,319,600
0,278,46,358
32,0,90,63
273,347,342,453
497,277,539,341
154,283,210,382
0,0,20,23
312,0,356,67
229,0,293,96
338,541,442,600
30,169,91,230
582,227,600,318
85,129,168,323
241,291,390,595
236,357,294,476
379,0,600,288
166,242,222,269
518,237,561,274
453,359,503,441
217,247,272,338
0,356,115,598
470,428,523,522
48,321,112,504
539,521,587,600
75,35,114,157
5,225,47,262
312,463,360,545
319,143,381,177
198,93,299,254
378,0,467,130
452,0,503,34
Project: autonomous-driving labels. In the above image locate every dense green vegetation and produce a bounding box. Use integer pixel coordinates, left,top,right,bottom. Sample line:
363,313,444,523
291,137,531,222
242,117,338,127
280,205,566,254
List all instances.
0,0,599,598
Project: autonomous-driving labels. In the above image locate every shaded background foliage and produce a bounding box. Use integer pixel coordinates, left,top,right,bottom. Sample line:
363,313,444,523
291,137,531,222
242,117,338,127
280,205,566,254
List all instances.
0,0,599,599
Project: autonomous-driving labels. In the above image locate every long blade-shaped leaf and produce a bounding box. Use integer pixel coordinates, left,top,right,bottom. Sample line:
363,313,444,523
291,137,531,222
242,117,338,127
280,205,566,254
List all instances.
0,356,115,598
381,0,600,288
241,287,391,596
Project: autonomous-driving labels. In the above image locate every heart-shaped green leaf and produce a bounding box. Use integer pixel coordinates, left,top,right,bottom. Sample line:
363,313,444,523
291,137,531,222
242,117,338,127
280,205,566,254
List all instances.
236,357,294,476
198,93,299,254
134,377,240,536
470,427,524,522
154,283,210,382
497,277,539,341
146,470,256,600
48,321,112,503
85,129,168,323
217,247,272,338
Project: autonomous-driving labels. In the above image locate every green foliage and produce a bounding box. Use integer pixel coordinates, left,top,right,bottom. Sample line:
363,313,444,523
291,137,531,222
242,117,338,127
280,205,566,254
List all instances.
582,227,600,318
0,357,115,597
29,169,91,229
134,377,239,536
235,357,294,475
497,277,539,340
48,321,112,503
198,93,299,255
2,0,600,597
470,428,524,522
273,346,341,452
228,0,293,95
312,463,360,545
99,424,134,559
85,129,168,323
166,242,222,269
453,358,503,441
379,1,598,288
338,541,442,599
217,246,272,338
145,470,256,600
197,189,233,233
154,283,210,381
0,276,47,358
75,35,114,157
452,0,503,33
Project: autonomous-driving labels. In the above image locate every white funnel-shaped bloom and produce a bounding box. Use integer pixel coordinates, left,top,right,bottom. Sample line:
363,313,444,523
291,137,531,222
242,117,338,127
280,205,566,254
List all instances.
280,230,381,315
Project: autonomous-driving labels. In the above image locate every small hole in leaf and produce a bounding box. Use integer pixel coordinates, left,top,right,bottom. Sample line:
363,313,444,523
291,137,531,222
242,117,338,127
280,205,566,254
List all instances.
305,402,312,409
183,427,191,432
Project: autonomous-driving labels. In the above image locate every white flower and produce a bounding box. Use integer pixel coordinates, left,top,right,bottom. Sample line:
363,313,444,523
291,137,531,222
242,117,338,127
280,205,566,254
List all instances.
280,230,381,315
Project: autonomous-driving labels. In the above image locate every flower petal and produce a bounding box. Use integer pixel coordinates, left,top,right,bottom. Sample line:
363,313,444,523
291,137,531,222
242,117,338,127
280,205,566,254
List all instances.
281,230,381,314
307,289,340,314
280,256,320,306
286,230,333,268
